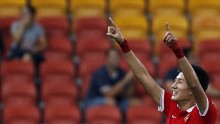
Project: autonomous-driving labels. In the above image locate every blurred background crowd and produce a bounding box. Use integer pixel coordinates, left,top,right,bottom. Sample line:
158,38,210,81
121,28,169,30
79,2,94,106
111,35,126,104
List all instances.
0,0,220,124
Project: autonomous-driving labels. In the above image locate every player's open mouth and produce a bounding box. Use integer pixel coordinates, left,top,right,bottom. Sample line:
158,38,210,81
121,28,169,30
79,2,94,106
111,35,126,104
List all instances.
172,91,178,96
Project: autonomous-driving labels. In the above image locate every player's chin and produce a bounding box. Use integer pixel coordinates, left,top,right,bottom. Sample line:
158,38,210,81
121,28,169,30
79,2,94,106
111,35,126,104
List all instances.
171,94,179,101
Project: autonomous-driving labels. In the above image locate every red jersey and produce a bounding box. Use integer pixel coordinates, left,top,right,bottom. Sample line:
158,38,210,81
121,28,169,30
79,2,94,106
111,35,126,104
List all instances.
158,90,217,124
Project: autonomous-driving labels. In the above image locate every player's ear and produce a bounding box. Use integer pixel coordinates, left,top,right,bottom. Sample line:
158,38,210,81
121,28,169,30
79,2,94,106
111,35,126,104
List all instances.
189,91,192,95
188,87,192,95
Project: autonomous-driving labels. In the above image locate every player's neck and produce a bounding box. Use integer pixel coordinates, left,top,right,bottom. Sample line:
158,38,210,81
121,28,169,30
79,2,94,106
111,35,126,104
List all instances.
177,99,195,111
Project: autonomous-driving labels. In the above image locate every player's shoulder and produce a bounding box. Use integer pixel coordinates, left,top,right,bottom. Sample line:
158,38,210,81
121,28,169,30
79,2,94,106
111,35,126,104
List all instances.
192,97,217,117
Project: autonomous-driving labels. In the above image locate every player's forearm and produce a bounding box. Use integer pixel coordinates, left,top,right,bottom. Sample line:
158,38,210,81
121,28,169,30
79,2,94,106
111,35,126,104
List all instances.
124,51,150,80
178,57,200,88
124,51,162,104
178,57,207,111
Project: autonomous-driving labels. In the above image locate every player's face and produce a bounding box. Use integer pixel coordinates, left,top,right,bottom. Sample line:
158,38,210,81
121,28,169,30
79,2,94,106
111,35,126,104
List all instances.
171,72,192,101
106,50,120,69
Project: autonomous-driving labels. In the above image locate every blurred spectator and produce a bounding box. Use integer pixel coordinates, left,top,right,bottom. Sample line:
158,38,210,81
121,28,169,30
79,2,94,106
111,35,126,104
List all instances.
84,48,137,112
164,47,220,98
0,32,3,57
7,5,46,66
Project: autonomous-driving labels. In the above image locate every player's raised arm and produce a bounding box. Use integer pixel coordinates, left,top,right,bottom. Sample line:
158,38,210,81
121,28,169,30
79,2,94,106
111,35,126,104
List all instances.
163,23,208,113
107,17,162,105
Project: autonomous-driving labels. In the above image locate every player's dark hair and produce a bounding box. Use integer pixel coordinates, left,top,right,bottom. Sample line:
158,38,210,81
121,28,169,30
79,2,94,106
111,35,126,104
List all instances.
180,65,209,91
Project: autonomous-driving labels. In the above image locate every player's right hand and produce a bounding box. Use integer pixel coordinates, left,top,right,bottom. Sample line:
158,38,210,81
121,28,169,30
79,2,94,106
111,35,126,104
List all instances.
106,17,124,44
163,22,177,48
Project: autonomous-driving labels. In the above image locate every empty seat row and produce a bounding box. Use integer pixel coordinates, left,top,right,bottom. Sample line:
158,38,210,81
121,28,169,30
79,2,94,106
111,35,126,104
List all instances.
2,104,164,124
1,0,220,17
3,105,81,124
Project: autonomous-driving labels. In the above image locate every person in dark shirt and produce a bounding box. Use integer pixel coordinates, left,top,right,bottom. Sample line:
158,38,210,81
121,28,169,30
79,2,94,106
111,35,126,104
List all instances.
0,32,3,57
85,48,134,112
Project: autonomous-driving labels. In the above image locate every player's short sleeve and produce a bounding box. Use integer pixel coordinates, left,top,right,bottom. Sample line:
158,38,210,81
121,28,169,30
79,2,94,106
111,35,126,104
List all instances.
197,98,217,123
158,89,177,116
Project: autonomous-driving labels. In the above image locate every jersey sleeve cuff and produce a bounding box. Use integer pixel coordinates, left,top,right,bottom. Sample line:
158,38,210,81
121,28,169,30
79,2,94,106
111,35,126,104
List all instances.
197,97,209,116
158,88,165,112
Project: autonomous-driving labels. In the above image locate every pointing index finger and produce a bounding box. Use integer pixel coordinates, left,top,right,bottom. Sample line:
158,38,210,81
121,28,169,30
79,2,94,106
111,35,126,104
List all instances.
166,22,170,32
109,17,117,27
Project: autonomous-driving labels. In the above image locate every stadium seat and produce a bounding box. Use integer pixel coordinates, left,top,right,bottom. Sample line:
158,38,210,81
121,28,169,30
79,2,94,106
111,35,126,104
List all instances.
41,75,74,85
198,39,220,60
80,75,91,100
158,56,178,79
71,0,106,18
40,60,75,81
126,39,152,58
149,0,185,16
201,60,220,75
153,15,188,54
189,0,220,17
2,81,36,106
76,37,110,58
77,37,109,77
2,35,13,57
216,108,220,124
32,0,66,17
127,105,162,124
0,17,18,55
1,60,34,82
0,0,25,17
192,16,220,51
201,60,220,89
152,15,188,42
45,105,81,124
86,105,122,124
134,81,149,98
0,16,18,31
42,80,78,106
73,17,108,39
3,106,40,124
114,16,148,39
79,57,105,78
38,17,68,38
44,37,73,60
134,82,166,103
120,59,155,77
158,39,191,58
110,0,145,16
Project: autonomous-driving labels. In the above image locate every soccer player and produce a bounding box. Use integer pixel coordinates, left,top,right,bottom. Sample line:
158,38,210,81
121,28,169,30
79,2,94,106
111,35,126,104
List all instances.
106,17,217,124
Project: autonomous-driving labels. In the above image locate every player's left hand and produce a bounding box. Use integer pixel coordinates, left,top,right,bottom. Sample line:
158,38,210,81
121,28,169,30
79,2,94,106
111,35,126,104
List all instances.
163,22,177,48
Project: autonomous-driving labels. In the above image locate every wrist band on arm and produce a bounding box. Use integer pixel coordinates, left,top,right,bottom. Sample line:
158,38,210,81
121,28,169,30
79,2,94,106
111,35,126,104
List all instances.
120,39,131,53
170,42,184,59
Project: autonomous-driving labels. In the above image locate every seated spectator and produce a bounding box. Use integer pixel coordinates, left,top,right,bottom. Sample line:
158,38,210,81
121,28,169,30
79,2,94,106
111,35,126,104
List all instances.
7,5,47,66
0,32,3,58
164,47,220,98
84,48,136,113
